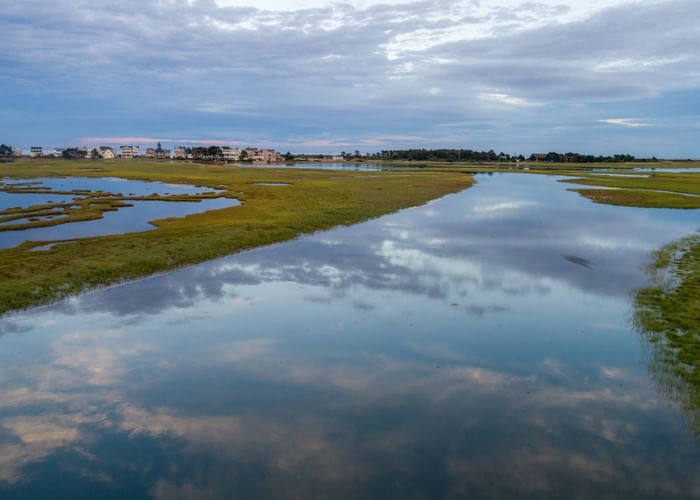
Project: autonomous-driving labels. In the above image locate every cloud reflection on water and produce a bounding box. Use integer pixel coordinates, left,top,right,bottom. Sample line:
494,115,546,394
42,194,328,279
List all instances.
45,175,697,321
1,174,699,497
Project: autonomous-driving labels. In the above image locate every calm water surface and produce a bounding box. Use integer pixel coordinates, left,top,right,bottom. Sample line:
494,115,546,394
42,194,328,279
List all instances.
631,167,700,173
0,174,699,498
240,162,385,171
0,177,237,249
1,177,223,196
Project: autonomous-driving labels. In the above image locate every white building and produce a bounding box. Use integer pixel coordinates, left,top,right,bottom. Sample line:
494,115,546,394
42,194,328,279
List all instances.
119,145,140,159
12,147,22,157
174,146,188,159
221,147,241,161
99,147,115,159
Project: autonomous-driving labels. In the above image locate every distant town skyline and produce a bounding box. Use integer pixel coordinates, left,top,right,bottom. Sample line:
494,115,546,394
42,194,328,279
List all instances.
2,0,699,157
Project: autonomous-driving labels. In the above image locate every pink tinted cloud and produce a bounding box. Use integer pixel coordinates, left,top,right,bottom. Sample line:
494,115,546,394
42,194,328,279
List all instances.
81,137,246,146
297,138,384,148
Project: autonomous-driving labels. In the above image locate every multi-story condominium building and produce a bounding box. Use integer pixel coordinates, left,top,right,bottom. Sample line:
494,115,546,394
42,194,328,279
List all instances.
221,147,241,161
144,148,156,159
99,147,115,159
244,148,280,162
12,148,22,157
260,149,282,163
119,145,140,159
243,148,259,161
174,146,188,159
30,146,43,157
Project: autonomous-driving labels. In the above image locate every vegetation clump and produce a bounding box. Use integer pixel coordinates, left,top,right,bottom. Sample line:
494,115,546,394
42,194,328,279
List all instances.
634,236,700,434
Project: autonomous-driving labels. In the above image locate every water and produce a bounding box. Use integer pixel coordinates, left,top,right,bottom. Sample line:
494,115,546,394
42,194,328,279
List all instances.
0,198,240,249
631,167,700,173
0,177,237,249
2,177,223,196
0,191,76,210
240,162,385,171
0,174,699,498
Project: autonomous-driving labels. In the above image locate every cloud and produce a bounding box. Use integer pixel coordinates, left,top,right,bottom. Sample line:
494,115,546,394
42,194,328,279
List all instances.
1,0,699,155
479,92,541,108
598,118,653,128
81,137,245,146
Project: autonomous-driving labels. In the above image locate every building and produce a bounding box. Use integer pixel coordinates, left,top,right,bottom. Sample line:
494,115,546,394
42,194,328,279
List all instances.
243,148,259,161
120,145,140,159
30,146,43,158
174,146,188,159
322,155,344,162
260,149,281,163
99,147,115,159
221,147,241,161
12,147,22,157
52,148,64,158
144,148,156,159
155,148,171,160
244,148,281,163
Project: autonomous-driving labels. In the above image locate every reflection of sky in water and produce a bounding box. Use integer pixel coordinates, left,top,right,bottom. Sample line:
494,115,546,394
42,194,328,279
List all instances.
0,198,239,249
3,176,222,196
0,191,75,210
631,167,700,173
1,174,699,498
240,162,384,171
0,177,237,249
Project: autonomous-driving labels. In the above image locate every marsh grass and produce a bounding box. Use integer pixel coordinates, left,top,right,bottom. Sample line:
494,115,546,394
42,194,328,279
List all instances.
635,236,700,434
0,159,472,314
561,173,700,208
568,188,700,209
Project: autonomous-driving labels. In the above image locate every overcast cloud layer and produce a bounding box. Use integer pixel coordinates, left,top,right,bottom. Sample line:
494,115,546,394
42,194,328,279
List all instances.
1,0,699,155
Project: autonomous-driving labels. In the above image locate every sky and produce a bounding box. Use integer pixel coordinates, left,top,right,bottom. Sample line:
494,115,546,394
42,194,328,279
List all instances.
1,0,699,156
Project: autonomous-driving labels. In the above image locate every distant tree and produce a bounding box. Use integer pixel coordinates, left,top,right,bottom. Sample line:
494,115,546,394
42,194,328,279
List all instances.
207,145,221,159
62,148,88,160
284,151,294,161
239,150,248,161
90,148,100,159
0,144,12,158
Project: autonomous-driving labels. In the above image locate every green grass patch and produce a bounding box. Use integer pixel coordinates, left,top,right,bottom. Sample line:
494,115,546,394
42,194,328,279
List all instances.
569,188,700,209
559,172,700,208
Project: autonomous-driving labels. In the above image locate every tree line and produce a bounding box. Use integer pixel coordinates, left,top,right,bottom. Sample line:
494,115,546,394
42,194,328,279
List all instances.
361,149,659,163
